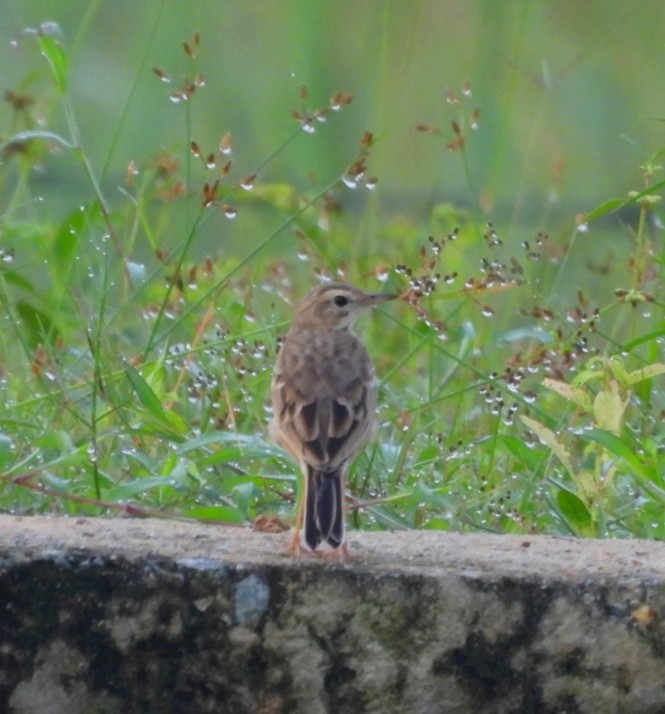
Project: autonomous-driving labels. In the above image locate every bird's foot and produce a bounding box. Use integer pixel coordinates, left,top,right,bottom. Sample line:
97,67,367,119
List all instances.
284,531,308,557
314,542,355,560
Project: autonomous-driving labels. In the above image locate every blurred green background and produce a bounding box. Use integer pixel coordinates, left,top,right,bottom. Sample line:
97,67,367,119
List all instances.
1,1,664,536
2,0,664,252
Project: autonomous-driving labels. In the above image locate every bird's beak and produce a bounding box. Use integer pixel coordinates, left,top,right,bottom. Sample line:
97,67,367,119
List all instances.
363,292,397,307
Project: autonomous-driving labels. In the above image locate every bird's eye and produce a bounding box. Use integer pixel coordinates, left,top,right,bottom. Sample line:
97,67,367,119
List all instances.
333,295,349,307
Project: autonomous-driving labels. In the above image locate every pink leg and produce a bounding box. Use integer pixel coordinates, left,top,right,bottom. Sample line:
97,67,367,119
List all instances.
286,469,306,556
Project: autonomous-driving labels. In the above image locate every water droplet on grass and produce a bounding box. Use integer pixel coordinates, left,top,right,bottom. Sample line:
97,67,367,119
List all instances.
240,175,256,191
127,261,146,282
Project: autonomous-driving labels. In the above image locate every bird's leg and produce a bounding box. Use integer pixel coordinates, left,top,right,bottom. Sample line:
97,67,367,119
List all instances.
286,471,306,556
287,528,303,555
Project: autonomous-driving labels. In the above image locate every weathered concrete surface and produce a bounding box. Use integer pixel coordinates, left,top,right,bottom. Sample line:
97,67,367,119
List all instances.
0,516,664,714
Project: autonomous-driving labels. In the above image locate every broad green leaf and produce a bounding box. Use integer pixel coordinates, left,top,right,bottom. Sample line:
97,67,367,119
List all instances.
0,434,14,470
557,489,594,536
607,356,629,386
576,470,599,504
623,330,665,352
1,269,36,293
580,429,655,485
617,177,665,208
572,356,605,387
174,431,281,463
182,505,245,525
583,198,624,223
230,482,256,511
126,365,167,419
365,504,411,530
105,476,179,501
125,365,187,434
520,415,576,477
15,299,57,346
53,206,100,272
199,446,277,467
37,33,69,94
542,378,593,412
34,430,74,452
593,382,627,435
497,434,541,472
175,431,262,453
625,363,665,385
414,445,439,465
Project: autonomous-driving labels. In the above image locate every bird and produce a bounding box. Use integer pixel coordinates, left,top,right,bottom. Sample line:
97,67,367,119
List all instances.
269,282,395,556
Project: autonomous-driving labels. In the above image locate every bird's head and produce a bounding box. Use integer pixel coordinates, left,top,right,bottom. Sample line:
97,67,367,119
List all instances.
292,282,395,331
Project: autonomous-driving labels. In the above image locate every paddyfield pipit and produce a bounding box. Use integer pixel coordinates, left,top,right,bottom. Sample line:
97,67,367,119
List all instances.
270,282,395,556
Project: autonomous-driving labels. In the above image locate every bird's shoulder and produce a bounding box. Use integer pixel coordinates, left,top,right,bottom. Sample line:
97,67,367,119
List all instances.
274,327,374,400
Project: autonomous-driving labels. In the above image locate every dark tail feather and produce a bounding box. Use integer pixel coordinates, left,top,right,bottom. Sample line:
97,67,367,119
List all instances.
304,467,344,550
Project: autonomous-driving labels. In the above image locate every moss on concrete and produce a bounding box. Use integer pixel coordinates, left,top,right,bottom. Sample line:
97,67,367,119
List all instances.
1,516,664,713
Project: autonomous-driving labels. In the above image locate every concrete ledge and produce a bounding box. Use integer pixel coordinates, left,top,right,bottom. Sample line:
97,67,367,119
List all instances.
1,516,664,713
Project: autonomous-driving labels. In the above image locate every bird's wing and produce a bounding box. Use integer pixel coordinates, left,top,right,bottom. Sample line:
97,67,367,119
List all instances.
270,330,376,471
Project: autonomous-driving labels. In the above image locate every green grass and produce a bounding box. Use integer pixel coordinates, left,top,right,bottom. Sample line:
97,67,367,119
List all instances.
1,16,664,542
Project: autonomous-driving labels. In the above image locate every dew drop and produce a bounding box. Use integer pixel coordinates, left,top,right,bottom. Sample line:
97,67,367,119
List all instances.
153,68,171,83
127,261,146,283
38,21,62,37
220,133,232,155
240,175,256,191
